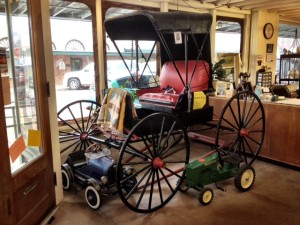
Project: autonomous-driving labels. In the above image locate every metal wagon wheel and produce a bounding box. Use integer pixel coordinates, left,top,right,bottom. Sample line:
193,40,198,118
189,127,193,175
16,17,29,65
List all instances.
215,90,265,165
57,100,101,155
116,112,190,213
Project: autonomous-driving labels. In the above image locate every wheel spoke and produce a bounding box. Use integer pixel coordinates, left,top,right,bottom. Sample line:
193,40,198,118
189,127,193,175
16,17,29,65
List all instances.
59,134,80,143
164,166,184,179
160,132,183,158
162,142,186,159
243,137,255,155
141,135,155,158
67,106,83,133
58,116,81,134
158,168,174,193
244,105,261,128
124,144,151,161
155,170,164,205
136,170,154,209
159,120,177,155
236,96,242,125
148,170,156,210
60,139,81,154
245,134,261,146
124,166,152,200
228,104,240,129
243,97,255,124
157,116,166,151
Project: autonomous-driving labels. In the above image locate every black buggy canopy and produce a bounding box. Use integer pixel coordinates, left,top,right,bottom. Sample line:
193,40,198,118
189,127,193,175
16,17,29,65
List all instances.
104,11,213,89
104,11,212,40
104,11,212,64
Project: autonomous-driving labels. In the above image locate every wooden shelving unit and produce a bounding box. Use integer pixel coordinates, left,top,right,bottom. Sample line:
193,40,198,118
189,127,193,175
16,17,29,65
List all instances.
279,54,300,86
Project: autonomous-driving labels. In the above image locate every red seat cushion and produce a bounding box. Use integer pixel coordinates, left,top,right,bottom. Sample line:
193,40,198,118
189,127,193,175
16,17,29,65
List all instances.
139,93,179,106
139,60,210,108
160,60,210,93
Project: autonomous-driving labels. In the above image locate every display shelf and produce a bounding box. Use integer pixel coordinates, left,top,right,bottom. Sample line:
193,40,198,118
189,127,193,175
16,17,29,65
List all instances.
279,54,300,85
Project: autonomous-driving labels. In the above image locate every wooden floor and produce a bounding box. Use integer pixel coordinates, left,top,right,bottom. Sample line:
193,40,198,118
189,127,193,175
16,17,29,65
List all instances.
47,143,300,225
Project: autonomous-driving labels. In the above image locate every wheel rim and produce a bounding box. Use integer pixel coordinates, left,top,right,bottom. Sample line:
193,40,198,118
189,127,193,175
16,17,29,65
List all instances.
85,186,101,209
57,100,102,155
216,91,265,165
117,113,189,213
241,169,254,189
202,190,212,204
62,169,70,190
69,80,80,89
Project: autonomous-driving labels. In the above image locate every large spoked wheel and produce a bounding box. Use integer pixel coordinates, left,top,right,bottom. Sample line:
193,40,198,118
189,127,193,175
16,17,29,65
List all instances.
116,113,190,213
216,91,265,165
57,100,102,155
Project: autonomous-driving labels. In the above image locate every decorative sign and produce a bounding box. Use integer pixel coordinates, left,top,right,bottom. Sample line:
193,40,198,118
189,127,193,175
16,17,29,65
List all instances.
174,31,182,44
266,44,274,53
193,91,206,109
27,129,41,147
9,136,26,162
256,72,272,87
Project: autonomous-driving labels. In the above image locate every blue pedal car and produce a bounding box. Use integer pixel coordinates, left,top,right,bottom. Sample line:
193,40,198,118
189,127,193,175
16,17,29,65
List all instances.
61,143,137,209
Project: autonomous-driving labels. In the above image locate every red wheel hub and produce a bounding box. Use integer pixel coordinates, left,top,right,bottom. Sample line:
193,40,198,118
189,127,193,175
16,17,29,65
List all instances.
153,157,165,169
240,128,249,137
80,132,88,141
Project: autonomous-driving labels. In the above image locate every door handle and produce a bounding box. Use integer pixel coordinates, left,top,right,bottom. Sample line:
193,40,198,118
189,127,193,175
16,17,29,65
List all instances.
23,181,38,195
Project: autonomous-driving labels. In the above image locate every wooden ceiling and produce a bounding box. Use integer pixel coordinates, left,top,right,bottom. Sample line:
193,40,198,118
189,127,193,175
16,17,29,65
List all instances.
198,0,300,22
1,0,300,38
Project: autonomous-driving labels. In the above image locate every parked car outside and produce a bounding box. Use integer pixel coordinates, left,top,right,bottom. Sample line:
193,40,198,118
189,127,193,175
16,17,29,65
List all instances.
107,60,158,88
63,62,95,90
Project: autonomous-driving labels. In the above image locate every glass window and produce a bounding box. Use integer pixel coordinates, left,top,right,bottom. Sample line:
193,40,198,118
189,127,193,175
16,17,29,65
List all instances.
276,24,300,83
1,0,40,173
215,19,242,54
105,8,159,93
214,18,242,83
49,1,95,109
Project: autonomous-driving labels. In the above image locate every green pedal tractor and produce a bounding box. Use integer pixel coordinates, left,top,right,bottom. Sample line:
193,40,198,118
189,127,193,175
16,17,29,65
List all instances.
180,151,256,205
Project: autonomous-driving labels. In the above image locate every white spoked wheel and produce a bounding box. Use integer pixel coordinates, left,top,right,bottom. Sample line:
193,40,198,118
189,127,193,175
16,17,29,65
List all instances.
234,165,255,192
199,187,214,206
85,185,102,210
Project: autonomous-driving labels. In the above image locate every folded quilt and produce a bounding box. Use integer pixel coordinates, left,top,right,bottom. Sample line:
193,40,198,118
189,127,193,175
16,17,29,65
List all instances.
99,88,136,135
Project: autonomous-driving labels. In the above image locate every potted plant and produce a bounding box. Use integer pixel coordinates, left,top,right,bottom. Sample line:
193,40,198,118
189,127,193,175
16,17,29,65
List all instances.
212,58,226,80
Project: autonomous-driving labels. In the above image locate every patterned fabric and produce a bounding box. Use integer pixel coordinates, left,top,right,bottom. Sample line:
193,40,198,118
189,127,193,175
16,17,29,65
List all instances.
99,88,136,135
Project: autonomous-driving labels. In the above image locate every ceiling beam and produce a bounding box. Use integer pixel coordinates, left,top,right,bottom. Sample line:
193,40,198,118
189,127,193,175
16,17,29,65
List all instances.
52,2,76,17
80,10,91,19
229,0,297,8
215,0,245,6
266,3,300,12
248,1,300,10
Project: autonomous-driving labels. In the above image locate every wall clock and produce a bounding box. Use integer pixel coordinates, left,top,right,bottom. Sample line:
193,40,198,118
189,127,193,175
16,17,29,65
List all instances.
263,23,274,39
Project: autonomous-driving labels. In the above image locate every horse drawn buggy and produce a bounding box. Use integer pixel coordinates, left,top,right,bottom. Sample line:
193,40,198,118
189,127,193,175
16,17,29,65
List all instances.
57,11,265,213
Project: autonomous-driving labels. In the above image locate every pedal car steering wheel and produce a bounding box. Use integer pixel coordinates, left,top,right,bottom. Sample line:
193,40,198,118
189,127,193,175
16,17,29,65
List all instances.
85,143,105,159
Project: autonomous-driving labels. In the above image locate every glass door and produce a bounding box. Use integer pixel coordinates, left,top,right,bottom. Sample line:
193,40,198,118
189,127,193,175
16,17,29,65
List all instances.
0,0,55,224
1,0,40,173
